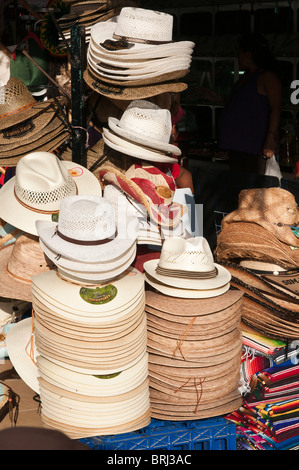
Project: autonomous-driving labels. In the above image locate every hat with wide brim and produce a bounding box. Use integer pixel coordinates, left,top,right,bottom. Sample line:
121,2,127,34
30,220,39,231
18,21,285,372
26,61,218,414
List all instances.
0,78,54,131
89,16,194,59
0,154,102,236
144,258,231,290
38,238,137,281
102,127,178,163
83,66,188,100
6,317,39,393
0,235,55,302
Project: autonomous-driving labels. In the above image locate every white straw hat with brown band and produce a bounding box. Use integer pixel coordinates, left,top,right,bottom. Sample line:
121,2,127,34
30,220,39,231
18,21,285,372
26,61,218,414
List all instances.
0,151,102,236
0,78,54,131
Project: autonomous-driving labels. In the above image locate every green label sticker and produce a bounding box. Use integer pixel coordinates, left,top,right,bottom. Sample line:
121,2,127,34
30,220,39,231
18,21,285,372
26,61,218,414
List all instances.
93,371,122,379
79,284,117,304
51,213,59,223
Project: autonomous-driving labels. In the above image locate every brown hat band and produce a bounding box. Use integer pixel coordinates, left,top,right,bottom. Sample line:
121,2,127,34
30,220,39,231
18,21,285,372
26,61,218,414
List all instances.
0,101,37,120
55,228,118,246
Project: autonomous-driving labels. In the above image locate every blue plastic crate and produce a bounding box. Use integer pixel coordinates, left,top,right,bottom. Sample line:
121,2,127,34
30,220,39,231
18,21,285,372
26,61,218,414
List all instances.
80,417,237,450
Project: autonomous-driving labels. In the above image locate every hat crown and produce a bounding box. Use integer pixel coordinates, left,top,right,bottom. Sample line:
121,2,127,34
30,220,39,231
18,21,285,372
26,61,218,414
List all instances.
57,195,116,242
114,7,173,43
158,237,215,273
118,100,172,145
14,152,77,213
0,78,36,116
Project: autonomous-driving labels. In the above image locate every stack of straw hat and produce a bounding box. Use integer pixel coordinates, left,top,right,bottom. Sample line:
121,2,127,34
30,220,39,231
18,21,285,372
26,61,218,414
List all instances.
57,0,138,44
0,79,70,167
84,7,194,100
6,194,151,438
143,236,243,420
215,187,299,341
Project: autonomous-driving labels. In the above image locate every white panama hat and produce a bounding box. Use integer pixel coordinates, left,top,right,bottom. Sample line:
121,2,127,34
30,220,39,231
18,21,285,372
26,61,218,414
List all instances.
143,236,231,295
36,195,139,264
0,152,102,236
108,100,181,156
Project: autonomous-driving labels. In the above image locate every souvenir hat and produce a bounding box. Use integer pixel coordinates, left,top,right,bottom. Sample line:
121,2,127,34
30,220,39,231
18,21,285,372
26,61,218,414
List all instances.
144,237,231,292
0,78,54,131
89,9,194,58
36,195,138,264
107,100,181,156
0,152,102,236
38,238,136,282
0,234,55,302
99,163,186,228
222,187,299,247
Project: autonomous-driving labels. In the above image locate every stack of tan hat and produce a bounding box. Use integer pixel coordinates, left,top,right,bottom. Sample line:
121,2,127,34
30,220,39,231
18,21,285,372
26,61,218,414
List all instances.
215,187,299,341
143,236,243,420
0,79,71,167
6,194,150,439
84,7,194,101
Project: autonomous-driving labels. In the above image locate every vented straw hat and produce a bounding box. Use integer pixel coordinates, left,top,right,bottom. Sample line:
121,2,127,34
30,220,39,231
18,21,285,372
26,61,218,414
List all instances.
36,195,139,265
0,151,102,236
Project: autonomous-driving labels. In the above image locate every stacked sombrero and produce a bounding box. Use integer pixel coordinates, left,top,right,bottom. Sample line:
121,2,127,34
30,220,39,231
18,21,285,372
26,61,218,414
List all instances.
142,236,243,420
0,78,70,166
84,7,194,100
5,194,150,438
215,187,299,341
57,0,138,44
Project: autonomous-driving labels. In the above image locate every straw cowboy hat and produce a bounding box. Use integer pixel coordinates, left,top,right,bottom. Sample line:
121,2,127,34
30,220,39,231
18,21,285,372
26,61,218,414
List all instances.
0,234,55,302
99,162,187,228
0,78,54,131
143,237,231,296
36,195,138,264
221,187,299,248
105,99,181,157
0,151,102,236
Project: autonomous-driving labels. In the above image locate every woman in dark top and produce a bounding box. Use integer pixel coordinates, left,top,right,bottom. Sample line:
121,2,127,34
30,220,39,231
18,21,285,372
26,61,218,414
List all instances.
218,33,282,174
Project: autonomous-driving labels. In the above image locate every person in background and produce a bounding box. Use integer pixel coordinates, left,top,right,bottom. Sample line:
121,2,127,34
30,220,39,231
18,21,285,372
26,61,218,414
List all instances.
218,32,282,174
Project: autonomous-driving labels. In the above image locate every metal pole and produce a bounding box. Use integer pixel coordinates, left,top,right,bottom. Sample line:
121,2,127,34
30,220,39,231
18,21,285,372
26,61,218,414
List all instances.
70,24,87,166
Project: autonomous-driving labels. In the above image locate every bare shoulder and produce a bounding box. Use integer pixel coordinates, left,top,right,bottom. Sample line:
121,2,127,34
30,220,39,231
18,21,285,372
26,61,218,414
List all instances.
258,69,281,94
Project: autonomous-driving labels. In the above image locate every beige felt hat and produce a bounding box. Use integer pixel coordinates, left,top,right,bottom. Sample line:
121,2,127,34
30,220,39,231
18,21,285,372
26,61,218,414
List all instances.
0,234,55,302
0,151,102,236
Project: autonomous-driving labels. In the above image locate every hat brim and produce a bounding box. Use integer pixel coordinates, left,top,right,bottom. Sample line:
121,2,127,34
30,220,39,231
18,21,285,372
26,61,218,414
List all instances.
103,127,178,163
0,100,54,131
144,272,230,299
144,258,231,290
0,161,102,236
83,67,188,100
36,214,138,263
90,21,194,58
108,116,181,156
0,244,33,302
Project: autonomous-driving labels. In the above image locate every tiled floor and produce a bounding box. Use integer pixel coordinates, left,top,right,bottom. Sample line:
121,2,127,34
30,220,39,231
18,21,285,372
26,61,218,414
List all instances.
0,358,44,431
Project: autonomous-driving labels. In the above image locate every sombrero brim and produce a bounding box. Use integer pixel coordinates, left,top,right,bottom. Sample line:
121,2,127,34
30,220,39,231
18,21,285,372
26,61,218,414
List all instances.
144,258,231,290
0,244,33,302
83,67,188,100
0,161,102,236
102,127,178,163
108,116,181,156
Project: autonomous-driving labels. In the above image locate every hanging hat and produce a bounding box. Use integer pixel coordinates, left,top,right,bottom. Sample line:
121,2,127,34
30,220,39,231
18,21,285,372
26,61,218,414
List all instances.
0,78,54,131
99,163,187,228
0,151,102,236
106,100,181,157
36,195,138,265
143,237,231,298
0,234,55,302
221,187,299,248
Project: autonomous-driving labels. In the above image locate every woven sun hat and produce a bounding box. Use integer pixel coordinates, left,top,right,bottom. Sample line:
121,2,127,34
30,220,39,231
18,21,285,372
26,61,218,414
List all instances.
0,78,54,131
221,187,299,248
0,234,55,302
89,9,194,58
144,236,231,290
5,317,39,393
0,152,102,236
36,194,138,264
107,100,181,156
